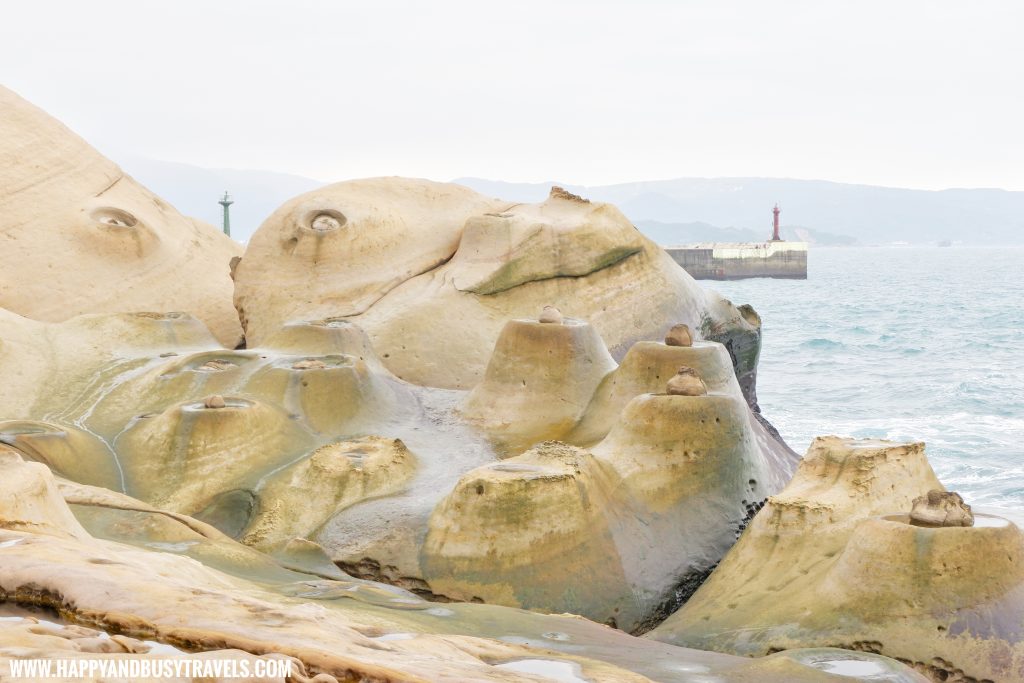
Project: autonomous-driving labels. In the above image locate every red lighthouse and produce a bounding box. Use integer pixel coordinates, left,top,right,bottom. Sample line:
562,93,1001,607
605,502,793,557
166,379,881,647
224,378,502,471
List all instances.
771,204,782,241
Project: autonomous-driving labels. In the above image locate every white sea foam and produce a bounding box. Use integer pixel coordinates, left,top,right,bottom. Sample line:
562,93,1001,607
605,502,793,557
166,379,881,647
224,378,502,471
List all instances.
713,246,1024,508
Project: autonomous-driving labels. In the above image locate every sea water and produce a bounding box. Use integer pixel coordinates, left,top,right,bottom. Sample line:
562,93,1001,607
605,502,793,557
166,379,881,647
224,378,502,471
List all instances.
710,246,1023,510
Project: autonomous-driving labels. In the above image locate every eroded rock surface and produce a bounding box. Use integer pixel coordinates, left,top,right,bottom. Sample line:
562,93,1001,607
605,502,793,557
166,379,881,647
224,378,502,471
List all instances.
0,86,242,347
232,177,762,397
649,437,1024,683
910,489,974,527
232,176,505,346
426,380,775,632
0,94,906,681
0,453,927,682
0,296,801,636
460,317,617,454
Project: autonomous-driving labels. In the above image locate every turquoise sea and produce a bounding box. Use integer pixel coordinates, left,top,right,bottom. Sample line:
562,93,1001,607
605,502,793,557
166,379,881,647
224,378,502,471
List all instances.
711,246,1023,510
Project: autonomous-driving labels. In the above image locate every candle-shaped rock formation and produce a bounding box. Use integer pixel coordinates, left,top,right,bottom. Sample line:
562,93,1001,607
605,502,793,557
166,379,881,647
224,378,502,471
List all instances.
566,338,746,447
422,442,628,618
429,380,768,632
461,317,616,454
116,397,315,516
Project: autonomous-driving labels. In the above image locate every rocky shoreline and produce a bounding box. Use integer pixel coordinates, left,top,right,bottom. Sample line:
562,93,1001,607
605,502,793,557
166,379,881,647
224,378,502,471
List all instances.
1,84,1019,682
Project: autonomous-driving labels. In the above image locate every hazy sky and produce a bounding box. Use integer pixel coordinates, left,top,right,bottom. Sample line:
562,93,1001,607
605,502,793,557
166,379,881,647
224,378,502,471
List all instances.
2,0,1022,189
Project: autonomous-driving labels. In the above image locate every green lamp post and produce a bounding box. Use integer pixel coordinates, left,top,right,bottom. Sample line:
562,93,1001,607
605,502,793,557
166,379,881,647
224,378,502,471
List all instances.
218,191,233,237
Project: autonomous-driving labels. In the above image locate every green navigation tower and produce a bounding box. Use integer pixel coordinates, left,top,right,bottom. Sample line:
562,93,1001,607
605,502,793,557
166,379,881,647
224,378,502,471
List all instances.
218,191,233,237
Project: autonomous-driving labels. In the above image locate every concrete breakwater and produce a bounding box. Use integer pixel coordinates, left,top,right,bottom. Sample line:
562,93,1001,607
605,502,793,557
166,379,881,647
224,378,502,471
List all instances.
667,241,808,280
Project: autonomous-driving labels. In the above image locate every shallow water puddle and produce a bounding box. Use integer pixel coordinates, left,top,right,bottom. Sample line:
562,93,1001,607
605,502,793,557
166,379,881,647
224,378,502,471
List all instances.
0,612,186,656
813,658,888,676
493,659,588,682
371,633,417,641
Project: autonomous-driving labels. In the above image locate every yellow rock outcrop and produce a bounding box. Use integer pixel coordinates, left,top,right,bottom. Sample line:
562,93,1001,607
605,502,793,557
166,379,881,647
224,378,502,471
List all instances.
233,178,759,391
425,381,775,632
232,177,504,345
0,87,242,346
460,317,617,454
649,437,1024,683
0,453,928,682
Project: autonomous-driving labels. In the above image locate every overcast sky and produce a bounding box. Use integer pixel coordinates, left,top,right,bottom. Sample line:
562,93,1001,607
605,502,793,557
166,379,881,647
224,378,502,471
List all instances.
2,0,1022,190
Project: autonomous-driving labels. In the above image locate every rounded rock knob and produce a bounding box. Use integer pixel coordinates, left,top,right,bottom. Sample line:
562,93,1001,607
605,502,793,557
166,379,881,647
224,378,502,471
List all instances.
910,489,974,527
666,366,707,396
539,305,563,324
664,323,693,347
204,395,226,409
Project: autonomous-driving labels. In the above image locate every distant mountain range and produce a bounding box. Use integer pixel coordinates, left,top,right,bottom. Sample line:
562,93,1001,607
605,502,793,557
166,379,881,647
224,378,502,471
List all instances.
121,158,324,243
118,159,1024,246
454,177,1024,246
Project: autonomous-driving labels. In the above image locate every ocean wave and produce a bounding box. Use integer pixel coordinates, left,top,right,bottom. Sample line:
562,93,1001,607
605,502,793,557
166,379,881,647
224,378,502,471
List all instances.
800,338,845,350
713,247,1024,507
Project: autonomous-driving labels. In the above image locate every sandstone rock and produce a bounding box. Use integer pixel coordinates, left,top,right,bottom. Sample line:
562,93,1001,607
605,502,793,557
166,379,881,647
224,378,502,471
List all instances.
649,437,1024,683
0,455,912,682
549,185,590,203
235,177,762,396
910,489,974,527
116,396,315,515
593,393,765,517
427,385,772,632
241,352,406,435
0,305,798,624
203,394,226,409
0,307,222,423
0,450,90,539
449,195,646,300
232,177,505,346
666,366,707,396
0,419,123,491
460,317,616,454
422,442,629,616
0,87,242,347
664,323,693,347
567,340,738,445
241,437,417,550
199,359,237,372
258,317,385,367
538,304,563,323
